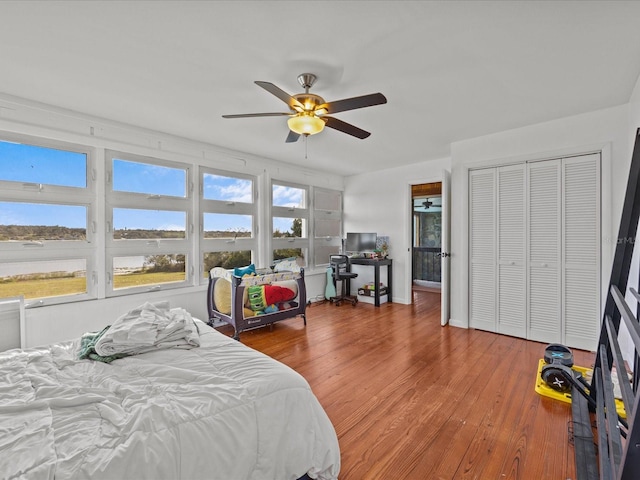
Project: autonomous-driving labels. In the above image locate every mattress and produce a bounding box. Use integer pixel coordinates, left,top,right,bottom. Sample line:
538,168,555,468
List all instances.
0,321,340,479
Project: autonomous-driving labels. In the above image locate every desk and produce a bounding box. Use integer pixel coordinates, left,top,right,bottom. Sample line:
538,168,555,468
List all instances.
348,257,392,307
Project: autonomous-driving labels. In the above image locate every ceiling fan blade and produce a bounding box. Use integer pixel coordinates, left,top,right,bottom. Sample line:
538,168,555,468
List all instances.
323,116,371,139
321,92,387,114
285,130,301,143
222,112,291,118
255,81,304,111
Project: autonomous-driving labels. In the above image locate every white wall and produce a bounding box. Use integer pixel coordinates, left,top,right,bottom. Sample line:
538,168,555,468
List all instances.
344,157,451,305
449,104,630,343
0,93,343,347
619,74,640,364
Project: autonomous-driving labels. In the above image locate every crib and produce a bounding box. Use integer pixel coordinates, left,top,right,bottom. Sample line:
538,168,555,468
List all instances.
207,266,307,340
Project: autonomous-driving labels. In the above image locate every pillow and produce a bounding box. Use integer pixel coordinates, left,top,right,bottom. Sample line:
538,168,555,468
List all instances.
234,264,256,277
213,277,232,315
210,267,232,282
273,257,301,273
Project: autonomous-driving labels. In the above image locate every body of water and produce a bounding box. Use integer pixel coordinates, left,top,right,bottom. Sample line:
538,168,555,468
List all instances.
0,257,145,277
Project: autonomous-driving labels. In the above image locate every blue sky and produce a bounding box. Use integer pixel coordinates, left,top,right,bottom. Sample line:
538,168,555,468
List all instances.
0,141,302,233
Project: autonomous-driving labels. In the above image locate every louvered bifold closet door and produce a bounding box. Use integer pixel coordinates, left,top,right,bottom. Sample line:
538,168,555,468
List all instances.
497,165,526,337
469,169,497,332
563,153,601,350
528,159,562,343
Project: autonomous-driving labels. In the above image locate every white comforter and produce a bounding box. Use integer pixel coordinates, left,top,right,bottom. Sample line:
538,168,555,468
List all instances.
0,321,340,480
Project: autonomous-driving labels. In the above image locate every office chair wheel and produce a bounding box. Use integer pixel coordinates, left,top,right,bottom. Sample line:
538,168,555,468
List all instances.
351,298,358,307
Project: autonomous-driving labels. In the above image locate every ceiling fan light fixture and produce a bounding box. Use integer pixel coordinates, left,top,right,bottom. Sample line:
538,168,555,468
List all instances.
287,114,325,135
223,73,386,141
315,106,328,115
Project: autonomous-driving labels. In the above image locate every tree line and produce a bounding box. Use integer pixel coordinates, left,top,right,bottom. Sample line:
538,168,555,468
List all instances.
0,225,256,241
2,219,303,275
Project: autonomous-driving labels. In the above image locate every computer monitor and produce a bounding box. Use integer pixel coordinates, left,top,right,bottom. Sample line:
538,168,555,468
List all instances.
345,232,377,253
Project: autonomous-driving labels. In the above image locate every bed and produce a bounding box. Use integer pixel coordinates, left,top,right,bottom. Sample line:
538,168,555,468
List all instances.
0,304,340,480
207,263,307,340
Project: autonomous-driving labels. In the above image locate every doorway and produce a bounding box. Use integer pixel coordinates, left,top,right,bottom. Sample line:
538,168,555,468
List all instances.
408,172,450,326
412,182,442,292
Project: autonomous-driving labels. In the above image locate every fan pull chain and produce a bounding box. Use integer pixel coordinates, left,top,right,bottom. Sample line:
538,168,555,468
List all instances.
304,135,308,160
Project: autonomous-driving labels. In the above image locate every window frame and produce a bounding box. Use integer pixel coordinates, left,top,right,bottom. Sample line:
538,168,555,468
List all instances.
199,166,258,281
105,150,193,297
0,133,96,306
271,180,309,265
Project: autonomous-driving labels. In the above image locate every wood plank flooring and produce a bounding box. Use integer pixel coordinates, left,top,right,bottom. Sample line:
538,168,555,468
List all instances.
215,291,595,480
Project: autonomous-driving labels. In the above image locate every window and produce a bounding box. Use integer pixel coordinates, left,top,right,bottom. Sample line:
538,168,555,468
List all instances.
0,139,87,188
113,209,187,240
0,136,94,304
313,188,343,267
111,255,186,290
200,168,257,279
0,202,87,241
202,250,252,278
272,183,306,208
203,213,252,239
106,151,191,295
0,259,88,300
112,158,186,197
0,134,346,307
273,217,304,237
272,181,308,264
203,172,252,202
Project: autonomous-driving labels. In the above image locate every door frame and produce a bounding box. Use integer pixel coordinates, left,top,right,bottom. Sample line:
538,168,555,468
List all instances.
441,169,450,325
406,173,450,324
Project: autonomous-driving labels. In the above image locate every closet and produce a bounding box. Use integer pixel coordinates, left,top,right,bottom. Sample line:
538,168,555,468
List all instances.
469,153,600,350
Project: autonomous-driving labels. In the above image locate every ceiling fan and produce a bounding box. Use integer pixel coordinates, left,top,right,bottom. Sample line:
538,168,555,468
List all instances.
222,73,387,143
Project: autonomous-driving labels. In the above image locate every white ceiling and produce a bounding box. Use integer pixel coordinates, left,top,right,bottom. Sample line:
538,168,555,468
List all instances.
2,1,640,176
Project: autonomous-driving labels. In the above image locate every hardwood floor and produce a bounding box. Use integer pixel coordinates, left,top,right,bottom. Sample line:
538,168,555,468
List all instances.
216,291,595,479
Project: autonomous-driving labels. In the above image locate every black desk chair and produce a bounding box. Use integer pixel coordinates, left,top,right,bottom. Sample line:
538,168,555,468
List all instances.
329,254,358,307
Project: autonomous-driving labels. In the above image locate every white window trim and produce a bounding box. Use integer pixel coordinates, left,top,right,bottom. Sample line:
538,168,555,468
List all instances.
199,166,258,280
0,133,96,307
104,150,194,297
271,180,310,265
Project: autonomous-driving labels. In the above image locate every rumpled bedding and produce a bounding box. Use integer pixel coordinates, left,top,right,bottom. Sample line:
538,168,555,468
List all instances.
0,319,340,480
93,301,200,357
77,326,126,363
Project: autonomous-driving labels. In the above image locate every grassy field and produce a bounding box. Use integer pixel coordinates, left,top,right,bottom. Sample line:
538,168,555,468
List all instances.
0,272,185,299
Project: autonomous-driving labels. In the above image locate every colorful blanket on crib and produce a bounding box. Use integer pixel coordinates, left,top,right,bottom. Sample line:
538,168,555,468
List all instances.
247,284,296,312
